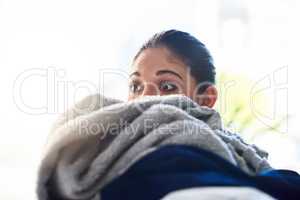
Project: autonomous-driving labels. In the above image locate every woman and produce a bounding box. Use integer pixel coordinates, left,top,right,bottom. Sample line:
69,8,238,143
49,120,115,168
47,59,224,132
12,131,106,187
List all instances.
37,30,300,200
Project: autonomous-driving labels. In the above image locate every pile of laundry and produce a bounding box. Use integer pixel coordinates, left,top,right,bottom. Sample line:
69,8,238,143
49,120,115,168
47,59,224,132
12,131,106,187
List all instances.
36,94,299,200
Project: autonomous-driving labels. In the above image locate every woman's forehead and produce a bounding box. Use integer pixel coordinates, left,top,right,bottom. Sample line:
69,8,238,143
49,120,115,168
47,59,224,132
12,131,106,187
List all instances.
131,47,187,75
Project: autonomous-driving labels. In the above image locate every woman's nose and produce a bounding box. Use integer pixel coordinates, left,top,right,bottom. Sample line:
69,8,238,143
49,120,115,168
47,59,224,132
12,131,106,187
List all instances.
141,82,160,96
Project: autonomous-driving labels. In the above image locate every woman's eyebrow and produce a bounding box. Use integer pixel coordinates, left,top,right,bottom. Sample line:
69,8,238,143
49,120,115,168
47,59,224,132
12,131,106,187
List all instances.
156,70,183,80
129,71,140,77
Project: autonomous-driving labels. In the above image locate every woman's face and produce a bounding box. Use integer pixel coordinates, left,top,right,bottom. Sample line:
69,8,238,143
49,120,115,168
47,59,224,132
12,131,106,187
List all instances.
128,47,218,107
128,47,199,101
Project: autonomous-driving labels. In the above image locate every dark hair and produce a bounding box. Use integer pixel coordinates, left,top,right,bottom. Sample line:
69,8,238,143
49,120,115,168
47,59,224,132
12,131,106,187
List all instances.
134,29,216,94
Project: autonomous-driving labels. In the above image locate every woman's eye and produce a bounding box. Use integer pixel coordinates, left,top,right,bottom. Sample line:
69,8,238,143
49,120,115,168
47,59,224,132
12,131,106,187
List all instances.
129,82,143,94
159,81,178,92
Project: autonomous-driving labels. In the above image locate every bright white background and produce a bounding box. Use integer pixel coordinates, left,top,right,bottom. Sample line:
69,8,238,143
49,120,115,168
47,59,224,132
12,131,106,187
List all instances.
0,0,299,199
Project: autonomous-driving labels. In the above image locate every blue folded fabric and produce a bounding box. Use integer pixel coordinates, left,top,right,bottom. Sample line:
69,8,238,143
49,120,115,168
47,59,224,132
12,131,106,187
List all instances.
101,145,300,200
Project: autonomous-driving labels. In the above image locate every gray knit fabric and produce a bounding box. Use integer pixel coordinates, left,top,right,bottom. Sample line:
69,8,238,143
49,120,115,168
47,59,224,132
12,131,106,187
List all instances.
37,93,272,200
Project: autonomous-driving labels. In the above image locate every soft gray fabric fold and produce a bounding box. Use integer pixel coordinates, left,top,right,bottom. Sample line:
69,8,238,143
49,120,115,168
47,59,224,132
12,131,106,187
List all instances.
37,94,272,200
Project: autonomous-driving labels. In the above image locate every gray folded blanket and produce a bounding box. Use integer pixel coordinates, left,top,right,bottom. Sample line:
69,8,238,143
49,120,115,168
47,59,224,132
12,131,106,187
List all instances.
37,94,272,200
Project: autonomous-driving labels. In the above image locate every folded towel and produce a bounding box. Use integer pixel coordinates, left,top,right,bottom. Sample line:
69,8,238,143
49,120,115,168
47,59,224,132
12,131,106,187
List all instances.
37,94,272,200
